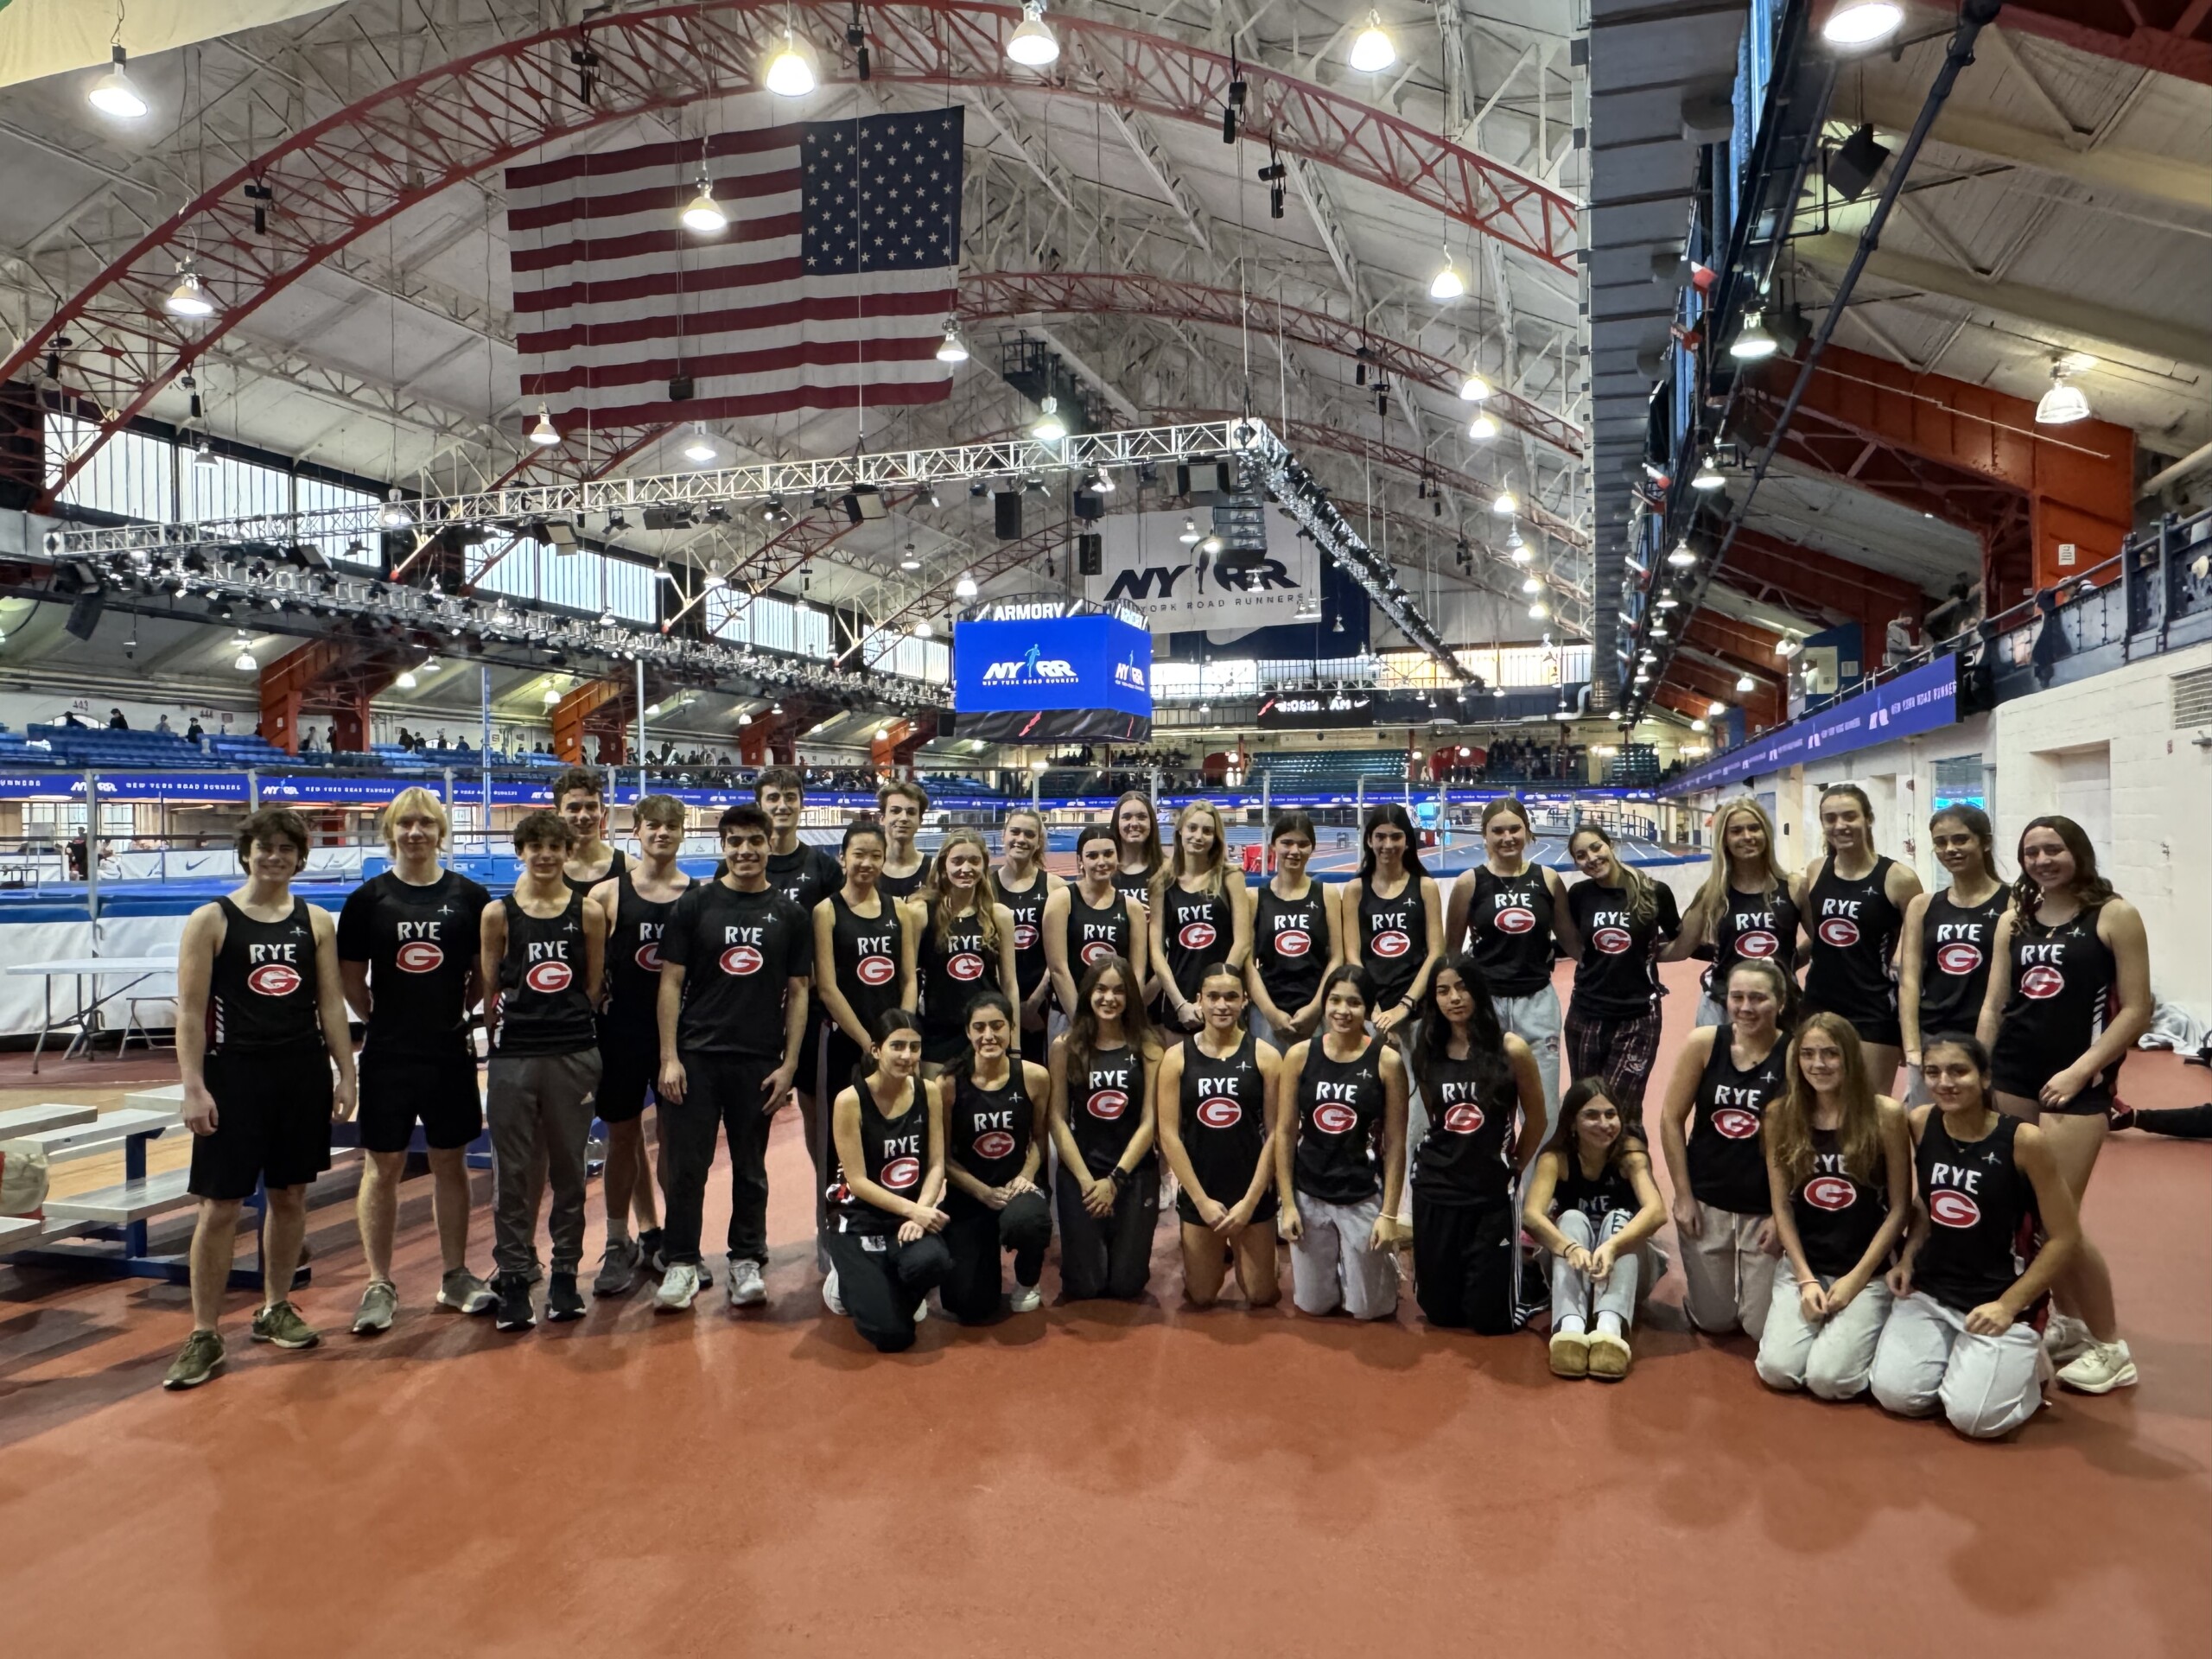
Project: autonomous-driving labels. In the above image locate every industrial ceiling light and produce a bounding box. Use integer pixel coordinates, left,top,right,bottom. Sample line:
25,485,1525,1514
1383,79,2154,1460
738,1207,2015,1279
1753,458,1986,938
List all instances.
1650,619,1669,637
1201,533,1224,554
1821,0,1904,47
1736,671,1756,691
421,657,441,673
378,488,413,530
954,570,978,598
1707,700,1726,715
192,435,217,467
1506,523,1525,552
704,566,728,589
529,405,561,447
1730,308,1778,360
683,425,718,465
680,174,728,234
1692,717,1709,733
1349,10,1396,72
1428,251,1465,302
763,28,821,96
1775,636,1802,658
88,45,149,119
1520,574,1540,594
935,319,969,363
2036,361,2091,426
1006,0,1060,66
899,543,923,571
1468,412,1498,442
543,683,563,705
1179,518,1201,544
1090,467,1115,493
1528,599,1549,620
1032,395,1067,441
1491,488,1516,516
913,620,934,639
1691,454,1724,490
233,641,258,671
599,605,617,626
395,668,418,690
1668,538,1697,569
1657,592,1679,608
874,724,892,741
1459,370,1491,403
164,258,215,320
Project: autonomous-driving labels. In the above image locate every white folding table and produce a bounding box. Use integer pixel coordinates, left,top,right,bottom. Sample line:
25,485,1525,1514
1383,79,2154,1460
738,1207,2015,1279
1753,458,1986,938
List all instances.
4,956,176,1072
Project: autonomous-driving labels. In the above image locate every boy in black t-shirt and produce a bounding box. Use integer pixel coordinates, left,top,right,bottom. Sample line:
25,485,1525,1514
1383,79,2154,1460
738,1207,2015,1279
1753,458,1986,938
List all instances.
654,804,813,1313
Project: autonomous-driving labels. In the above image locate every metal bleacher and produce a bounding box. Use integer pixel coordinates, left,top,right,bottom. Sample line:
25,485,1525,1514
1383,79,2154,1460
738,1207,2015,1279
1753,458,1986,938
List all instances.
28,724,223,769
1256,749,1414,791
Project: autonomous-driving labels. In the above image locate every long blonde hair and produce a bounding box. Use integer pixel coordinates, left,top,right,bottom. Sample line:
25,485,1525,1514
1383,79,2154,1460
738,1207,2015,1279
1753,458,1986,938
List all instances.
1765,1011,1883,1188
924,828,1004,952
1690,798,1788,938
1156,800,1230,903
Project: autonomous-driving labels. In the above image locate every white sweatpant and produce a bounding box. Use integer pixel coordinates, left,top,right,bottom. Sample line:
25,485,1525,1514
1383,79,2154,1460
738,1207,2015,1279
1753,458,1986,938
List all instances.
1678,1204,1777,1338
1755,1272,1893,1399
1869,1290,2046,1440
1289,1190,1399,1320
1548,1207,1651,1332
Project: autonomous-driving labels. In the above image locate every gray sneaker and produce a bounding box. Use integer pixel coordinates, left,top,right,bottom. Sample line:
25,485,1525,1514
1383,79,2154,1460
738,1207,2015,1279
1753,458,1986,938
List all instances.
594,1236,642,1298
351,1281,398,1335
162,1329,226,1390
726,1257,766,1308
436,1268,497,1316
250,1300,321,1350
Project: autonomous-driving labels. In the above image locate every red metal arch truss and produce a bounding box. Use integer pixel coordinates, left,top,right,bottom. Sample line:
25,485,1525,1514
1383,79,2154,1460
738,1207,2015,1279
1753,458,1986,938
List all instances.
3,1,1576,510
961,272,1586,459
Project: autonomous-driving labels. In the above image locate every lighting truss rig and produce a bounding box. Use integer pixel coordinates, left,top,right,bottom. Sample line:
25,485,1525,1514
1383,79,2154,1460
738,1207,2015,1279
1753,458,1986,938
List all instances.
49,420,1466,680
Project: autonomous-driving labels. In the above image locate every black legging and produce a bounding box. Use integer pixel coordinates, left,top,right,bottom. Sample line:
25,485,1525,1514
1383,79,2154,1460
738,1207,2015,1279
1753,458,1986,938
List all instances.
2125,1103,2212,1139
941,1191,1052,1321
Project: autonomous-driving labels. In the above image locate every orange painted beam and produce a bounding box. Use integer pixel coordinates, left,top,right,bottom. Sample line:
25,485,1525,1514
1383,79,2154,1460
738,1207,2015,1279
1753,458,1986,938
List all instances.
551,679,631,766
260,639,397,755
1682,609,1783,670
1662,654,1783,732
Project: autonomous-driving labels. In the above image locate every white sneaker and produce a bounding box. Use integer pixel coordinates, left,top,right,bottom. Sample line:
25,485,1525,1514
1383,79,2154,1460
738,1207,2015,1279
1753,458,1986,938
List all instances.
822,1268,845,1317
1009,1285,1043,1314
913,1300,929,1325
2043,1312,2093,1364
2056,1338,2139,1395
727,1257,766,1309
654,1262,702,1312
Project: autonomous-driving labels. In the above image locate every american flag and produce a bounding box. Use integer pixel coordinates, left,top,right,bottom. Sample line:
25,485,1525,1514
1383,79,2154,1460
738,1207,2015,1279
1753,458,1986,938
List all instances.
506,108,964,430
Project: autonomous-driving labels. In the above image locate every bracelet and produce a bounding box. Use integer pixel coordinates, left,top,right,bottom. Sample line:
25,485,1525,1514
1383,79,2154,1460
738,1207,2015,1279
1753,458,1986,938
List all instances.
1109,1166,1131,1190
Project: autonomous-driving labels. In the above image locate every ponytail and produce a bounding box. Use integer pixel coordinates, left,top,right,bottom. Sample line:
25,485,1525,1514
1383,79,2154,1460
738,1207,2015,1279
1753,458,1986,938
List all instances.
855,1007,923,1097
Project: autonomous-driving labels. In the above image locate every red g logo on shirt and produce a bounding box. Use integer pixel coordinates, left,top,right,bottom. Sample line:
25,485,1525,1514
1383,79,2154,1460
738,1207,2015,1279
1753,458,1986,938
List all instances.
395,942,443,974
972,1129,1017,1160
524,960,573,995
1179,921,1217,951
1013,924,1039,950
1086,1089,1128,1121
1197,1096,1242,1129
247,963,302,996
1274,928,1312,957
633,942,663,973
1735,929,1780,958
856,954,896,987
1802,1175,1857,1211
1710,1106,1761,1139
1080,939,1117,966
1312,1102,1359,1135
947,951,985,982
1929,1189,1981,1229
2020,965,2065,1000
1370,930,1410,958
1443,1102,1485,1135
879,1155,921,1192
1493,906,1536,935
1936,942,1983,976
1592,927,1632,956
719,944,764,976
1818,918,1861,948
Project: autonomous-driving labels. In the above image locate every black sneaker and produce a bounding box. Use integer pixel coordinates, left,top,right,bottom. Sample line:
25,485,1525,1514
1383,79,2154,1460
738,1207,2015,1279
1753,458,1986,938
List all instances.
493,1273,536,1332
546,1271,585,1323
637,1227,667,1274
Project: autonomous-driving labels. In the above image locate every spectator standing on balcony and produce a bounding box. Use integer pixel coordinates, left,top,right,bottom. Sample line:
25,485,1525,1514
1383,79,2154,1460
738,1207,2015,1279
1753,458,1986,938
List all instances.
187,716,204,741
156,714,174,735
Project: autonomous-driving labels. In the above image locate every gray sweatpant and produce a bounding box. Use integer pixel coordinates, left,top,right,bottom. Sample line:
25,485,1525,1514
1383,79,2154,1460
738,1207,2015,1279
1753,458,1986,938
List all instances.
1870,1290,2046,1439
1492,988,1561,1129
1755,1271,1894,1399
1679,1203,1777,1338
1289,1190,1399,1320
486,1048,601,1279
1549,1207,1651,1331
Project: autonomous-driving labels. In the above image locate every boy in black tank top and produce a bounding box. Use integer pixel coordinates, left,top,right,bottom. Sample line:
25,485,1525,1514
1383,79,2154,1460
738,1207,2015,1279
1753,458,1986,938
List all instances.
587,795,690,1297
758,766,846,1229
552,765,626,897
874,779,931,900
480,811,607,1332
338,789,494,1334
163,808,356,1391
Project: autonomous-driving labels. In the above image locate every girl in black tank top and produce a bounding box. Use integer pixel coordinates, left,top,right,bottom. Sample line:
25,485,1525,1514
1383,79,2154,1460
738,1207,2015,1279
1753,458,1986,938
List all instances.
1462,865,1557,998
1910,885,2006,1043
914,832,1014,1066
207,895,323,1052
936,992,1052,1322
1251,824,1332,1038
1712,887,1800,984
1048,947,1163,1304
1802,854,1909,1043
1348,806,1438,1033
1682,1020,1787,1214
1153,803,1249,1033
824,1012,955,1352
1991,901,2122,1110
1908,1108,2041,1317
1522,1078,1666,1372
1050,829,1145,1021
996,861,1052,1041
493,892,599,1055
1155,966,1280,1297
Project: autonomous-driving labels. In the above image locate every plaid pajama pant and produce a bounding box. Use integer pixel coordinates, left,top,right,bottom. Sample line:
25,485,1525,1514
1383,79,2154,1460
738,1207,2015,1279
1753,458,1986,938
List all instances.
1562,1001,1665,1128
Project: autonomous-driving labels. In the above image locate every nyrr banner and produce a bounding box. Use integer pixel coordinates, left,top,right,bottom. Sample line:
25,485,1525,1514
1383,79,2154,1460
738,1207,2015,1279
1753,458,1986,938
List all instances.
1084,505,1317,635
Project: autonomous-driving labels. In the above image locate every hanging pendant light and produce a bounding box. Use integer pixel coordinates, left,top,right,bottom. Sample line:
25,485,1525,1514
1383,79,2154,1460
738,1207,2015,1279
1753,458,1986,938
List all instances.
763,29,821,97
1691,454,1725,490
935,319,969,363
1032,396,1067,441
1459,371,1491,403
395,668,418,690
164,258,215,320
1468,412,1498,442
680,174,727,235
378,488,413,530
2035,362,2090,425
1668,538,1698,569
1429,251,1465,302
1736,672,1756,692
1179,518,1201,545
543,683,563,705
529,405,561,447
1349,10,1396,72
1491,487,1516,517
1730,309,1778,360
89,46,149,119
955,570,979,599
1821,0,1904,47
1007,1,1060,66
683,426,718,465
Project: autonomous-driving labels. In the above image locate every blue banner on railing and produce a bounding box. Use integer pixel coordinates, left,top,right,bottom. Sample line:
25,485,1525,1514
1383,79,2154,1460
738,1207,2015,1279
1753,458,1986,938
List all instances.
1675,652,1961,794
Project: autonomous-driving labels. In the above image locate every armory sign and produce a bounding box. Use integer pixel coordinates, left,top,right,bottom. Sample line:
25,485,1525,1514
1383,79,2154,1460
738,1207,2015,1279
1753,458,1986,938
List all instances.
1084,505,1318,634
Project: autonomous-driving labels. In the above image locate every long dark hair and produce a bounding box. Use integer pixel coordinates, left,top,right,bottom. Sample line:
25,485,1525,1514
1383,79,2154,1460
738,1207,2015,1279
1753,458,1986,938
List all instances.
1065,953,1158,1084
946,988,1016,1086
1541,1076,1639,1172
1928,803,2000,886
854,1007,924,1096
1413,953,1510,1109
1357,803,1427,885
2012,814,2114,921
